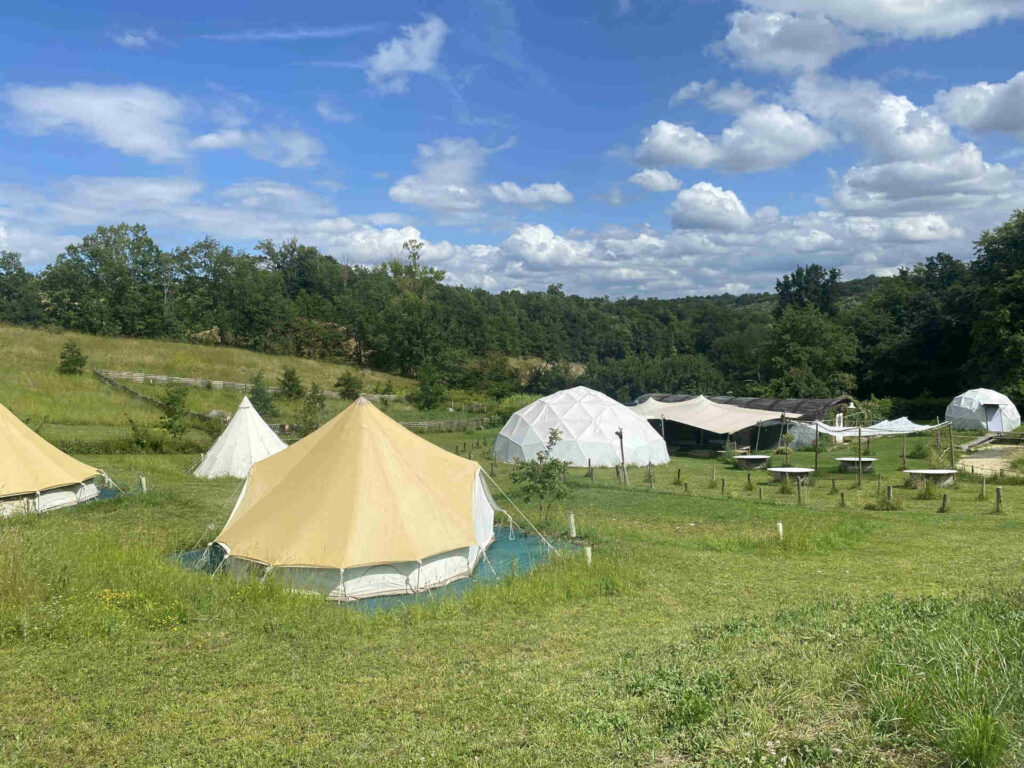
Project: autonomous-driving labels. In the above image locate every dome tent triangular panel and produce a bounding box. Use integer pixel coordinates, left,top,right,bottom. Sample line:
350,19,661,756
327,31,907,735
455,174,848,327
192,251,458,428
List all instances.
193,396,287,479
213,397,497,600
945,389,1021,432
493,386,669,467
0,402,101,516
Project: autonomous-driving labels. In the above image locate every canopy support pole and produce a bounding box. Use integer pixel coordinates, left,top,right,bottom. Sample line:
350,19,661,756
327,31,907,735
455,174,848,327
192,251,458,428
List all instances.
814,422,819,471
857,427,863,488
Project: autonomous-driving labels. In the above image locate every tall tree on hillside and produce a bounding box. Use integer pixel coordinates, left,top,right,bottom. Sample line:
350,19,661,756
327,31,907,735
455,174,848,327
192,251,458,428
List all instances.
775,264,842,317
968,210,1024,399
0,251,44,324
760,306,857,397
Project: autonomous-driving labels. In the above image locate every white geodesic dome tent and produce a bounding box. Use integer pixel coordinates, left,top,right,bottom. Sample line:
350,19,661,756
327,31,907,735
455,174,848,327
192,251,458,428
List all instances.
493,386,669,467
945,388,1021,432
193,396,287,479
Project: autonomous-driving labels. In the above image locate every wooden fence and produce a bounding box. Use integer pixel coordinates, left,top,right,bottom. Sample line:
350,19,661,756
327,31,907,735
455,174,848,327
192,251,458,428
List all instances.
93,369,401,402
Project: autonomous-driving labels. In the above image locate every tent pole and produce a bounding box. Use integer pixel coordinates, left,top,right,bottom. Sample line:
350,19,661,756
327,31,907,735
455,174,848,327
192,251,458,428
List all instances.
755,422,761,452
948,422,956,471
814,422,819,471
857,426,863,488
902,433,907,470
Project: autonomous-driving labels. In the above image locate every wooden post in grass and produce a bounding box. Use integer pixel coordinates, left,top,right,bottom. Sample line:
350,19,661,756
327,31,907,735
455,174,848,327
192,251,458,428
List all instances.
941,493,948,512
902,433,907,470
797,477,803,505
982,476,986,498
140,476,148,494
831,478,837,493
615,428,629,486
721,478,726,495
648,463,654,490
568,511,576,538
684,482,689,494
676,468,681,485
857,427,863,488
840,491,846,508
996,487,1003,514
759,486,764,501
887,485,893,502
814,422,819,471
585,546,592,566
777,522,783,541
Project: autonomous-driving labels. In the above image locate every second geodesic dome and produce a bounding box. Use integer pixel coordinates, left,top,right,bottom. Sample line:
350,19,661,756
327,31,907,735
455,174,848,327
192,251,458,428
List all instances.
493,386,669,467
945,388,1020,432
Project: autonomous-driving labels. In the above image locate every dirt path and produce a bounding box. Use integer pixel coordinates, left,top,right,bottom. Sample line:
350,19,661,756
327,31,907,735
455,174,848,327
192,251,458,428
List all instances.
960,445,1024,474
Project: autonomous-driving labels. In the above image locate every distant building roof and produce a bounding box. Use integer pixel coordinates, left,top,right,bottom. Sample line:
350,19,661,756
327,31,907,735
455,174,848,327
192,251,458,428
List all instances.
636,393,856,421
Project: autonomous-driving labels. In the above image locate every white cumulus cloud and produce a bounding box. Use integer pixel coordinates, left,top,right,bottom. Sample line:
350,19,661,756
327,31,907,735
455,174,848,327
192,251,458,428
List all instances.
935,71,1024,134
189,128,324,167
490,182,574,205
389,137,487,212
720,11,863,73
629,169,682,191
5,83,186,162
366,15,448,94
671,182,753,230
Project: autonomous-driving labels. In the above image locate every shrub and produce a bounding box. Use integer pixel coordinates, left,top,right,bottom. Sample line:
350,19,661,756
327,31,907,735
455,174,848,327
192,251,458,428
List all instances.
57,340,87,375
907,440,928,460
334,371,363,400
278,366,305,399
510,428,570,518
864,495,903,511
494,393,537,425
299,383,326,434
157,384,189,437
248,371,277,419
409,368,446,410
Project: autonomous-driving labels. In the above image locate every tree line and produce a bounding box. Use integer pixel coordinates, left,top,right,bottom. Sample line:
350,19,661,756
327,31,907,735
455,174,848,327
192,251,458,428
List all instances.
2,211,1023,406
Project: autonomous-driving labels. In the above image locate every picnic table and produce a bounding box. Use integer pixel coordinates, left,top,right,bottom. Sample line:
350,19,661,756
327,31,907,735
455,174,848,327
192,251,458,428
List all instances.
835,457,877,473
734,454,771,470
767,467,814,483
903,469,957,487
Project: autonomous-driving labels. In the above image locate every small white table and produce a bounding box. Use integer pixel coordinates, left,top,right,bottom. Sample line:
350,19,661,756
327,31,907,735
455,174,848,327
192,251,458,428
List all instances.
735,454,771,470
836,457,877,473
767,467,814,483
903,469,957,487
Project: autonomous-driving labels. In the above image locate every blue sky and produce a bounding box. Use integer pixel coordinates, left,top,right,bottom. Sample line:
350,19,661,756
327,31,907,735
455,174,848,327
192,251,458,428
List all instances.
2,0,1023,296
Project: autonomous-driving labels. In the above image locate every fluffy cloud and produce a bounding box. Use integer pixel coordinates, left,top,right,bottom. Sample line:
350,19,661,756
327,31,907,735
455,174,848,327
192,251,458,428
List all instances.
670,182,753,230
388,137,488,212
189,127,325,167
112,28,162,49
5,83,186,162
629,169,682,191
669,80,759,112
935,71,1024,134
745,0,1024,39
720,11,863,72
489,182,573,205
366,15,448,94
635,104,831,172
315,98,355,124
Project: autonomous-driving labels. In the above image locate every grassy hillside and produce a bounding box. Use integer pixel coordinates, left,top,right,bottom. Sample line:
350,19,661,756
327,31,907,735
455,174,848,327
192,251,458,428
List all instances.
0,324,415,427
2,427,1024,765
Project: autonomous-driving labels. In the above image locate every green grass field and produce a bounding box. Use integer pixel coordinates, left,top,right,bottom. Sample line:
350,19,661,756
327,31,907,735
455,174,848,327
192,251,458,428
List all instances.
3,327,1024,766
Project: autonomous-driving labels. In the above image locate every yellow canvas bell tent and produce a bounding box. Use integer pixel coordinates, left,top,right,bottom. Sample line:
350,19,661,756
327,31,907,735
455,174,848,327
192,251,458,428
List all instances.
0,402,101,517
213,397,497,601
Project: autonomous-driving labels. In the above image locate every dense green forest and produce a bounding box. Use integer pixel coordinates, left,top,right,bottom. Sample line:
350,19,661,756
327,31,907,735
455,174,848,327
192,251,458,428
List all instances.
2,210,1023,406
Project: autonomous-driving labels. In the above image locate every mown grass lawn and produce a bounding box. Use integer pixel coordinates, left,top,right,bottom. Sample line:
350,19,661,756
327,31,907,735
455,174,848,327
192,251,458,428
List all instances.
3,428,1024,766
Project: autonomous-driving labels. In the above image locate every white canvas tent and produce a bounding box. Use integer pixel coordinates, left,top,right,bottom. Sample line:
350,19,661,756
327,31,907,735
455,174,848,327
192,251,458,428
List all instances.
493,386,669,467
193,396,287,479
213,397,497,601
1,402,101,517
945,389,1020,432
631,395,800,435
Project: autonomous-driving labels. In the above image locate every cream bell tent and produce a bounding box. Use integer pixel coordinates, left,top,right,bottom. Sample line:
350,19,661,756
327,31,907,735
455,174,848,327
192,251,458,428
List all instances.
212,397,497,601
193,396,286,479
0,402,101,517
945,389,1021,432
493,386,669,467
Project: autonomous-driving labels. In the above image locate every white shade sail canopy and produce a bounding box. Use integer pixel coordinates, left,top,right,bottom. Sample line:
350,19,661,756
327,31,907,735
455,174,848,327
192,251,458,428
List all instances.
945,389,1020,432
493,386,669,467
631,395,800,435
193,396,287,479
